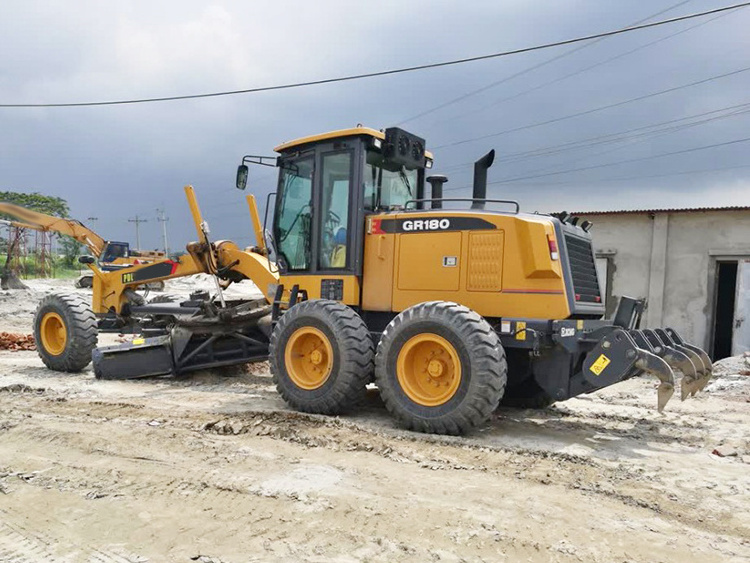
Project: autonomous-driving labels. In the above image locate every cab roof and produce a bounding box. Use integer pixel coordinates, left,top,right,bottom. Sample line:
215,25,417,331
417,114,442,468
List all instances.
274,126,434,159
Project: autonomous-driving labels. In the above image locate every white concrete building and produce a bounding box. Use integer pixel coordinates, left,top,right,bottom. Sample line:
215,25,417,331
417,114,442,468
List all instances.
576,206,750,360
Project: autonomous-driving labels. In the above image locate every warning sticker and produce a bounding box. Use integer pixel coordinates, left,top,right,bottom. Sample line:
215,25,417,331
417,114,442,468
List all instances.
132,337,145,345
589,354,611,376
515,321,527,341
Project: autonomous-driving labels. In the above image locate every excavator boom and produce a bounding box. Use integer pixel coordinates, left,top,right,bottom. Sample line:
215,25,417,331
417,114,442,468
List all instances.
0,202,106,257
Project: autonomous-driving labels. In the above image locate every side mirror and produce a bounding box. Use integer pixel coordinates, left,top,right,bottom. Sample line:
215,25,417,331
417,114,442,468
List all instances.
236,164,249,190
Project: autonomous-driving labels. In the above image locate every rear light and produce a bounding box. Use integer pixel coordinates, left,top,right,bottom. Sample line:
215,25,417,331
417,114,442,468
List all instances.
547,234,559,260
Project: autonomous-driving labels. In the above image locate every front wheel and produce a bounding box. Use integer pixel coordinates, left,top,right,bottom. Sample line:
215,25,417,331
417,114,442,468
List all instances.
33,292,98,372
269,300,374,415
375,301,507,435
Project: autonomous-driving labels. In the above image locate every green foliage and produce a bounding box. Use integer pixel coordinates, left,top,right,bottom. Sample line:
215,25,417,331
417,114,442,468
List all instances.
59,236,83,267
0,191,73,275
0,191,69,218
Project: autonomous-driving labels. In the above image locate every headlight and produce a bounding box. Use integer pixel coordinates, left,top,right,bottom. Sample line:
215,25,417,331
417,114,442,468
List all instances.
425,157,433,169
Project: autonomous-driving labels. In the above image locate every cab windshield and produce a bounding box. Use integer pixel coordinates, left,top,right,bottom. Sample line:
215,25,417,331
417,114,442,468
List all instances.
364,149,419,210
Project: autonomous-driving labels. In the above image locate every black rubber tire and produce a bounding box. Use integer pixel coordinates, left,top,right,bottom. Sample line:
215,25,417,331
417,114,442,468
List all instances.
269,299,374,415
33,292,98,372
375,301,507,435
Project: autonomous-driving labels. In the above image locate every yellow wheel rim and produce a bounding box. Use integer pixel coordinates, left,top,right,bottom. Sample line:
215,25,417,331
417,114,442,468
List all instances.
40,312,67,356
284,326,334,390
396,333,462,407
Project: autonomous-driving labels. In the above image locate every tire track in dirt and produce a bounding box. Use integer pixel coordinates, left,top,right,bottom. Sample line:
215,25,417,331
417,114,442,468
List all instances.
2,390,747,548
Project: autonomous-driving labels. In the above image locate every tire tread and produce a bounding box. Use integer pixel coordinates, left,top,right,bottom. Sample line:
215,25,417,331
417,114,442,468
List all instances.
375,300,507,435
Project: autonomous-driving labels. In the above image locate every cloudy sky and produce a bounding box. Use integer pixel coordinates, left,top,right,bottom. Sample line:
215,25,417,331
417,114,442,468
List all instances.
2,0,749,251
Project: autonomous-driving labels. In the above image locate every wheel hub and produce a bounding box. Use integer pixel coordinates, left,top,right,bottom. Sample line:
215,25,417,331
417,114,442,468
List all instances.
310,349,324,365
396,333,462,406
427,359,445,378
284,327,334,390
40,312,67,356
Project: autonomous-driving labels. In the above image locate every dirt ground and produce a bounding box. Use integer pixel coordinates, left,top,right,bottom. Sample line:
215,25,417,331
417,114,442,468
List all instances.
0,280,749,562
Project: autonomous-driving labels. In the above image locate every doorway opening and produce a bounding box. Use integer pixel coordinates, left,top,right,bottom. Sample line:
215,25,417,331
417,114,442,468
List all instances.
712,261,738,360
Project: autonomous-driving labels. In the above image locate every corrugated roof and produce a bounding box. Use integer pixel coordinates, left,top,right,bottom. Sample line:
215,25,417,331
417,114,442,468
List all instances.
570,206,750,215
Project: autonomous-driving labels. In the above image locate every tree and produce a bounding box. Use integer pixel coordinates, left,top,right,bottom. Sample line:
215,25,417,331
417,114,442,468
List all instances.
0,192,69,219
0,191,72,289
58,236,83,268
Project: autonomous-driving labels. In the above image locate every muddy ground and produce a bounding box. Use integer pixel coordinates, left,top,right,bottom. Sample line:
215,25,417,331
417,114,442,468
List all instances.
0,280,748,562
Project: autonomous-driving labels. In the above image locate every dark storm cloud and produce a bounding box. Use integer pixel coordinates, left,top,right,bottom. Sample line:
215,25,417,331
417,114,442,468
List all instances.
1,1,749,250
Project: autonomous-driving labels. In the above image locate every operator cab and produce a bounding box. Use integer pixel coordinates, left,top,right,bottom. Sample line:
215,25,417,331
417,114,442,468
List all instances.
236,126,433,279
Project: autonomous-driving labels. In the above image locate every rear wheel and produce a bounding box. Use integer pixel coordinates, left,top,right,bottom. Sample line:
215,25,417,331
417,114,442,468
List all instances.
270,300,374,414
33,293,98,372
375,301,507,435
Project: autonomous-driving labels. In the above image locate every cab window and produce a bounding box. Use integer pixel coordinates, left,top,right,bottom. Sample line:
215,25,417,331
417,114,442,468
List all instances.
275,157,313,271
319,151,352,269
364,149,418,210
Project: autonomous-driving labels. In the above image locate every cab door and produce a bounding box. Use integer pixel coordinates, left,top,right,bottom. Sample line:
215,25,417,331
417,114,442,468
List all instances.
274,140,365,305
274,155,314,272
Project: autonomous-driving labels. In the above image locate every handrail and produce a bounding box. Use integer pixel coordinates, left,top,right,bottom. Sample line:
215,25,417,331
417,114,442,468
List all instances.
404,198,520,214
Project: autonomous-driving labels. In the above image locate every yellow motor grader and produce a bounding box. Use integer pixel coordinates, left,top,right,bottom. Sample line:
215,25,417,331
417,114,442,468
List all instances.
17,126,712,434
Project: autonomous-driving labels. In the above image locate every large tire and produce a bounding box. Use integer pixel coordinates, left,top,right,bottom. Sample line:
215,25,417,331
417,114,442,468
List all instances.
33,292,98,372
269,300,374,415
375,301,507,435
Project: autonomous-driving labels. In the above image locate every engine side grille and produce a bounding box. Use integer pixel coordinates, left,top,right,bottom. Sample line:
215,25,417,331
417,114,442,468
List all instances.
563,233,601,303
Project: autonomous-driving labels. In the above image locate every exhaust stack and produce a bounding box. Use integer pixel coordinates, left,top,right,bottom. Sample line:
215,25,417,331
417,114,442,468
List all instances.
472,149,495,209
426,175,448,209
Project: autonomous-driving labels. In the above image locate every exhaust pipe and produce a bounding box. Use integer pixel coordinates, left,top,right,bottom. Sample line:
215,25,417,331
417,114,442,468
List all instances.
471,149,495,209
426,175,448,209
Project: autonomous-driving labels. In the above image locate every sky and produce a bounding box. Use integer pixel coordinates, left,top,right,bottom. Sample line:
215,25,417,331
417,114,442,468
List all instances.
1,0,750,251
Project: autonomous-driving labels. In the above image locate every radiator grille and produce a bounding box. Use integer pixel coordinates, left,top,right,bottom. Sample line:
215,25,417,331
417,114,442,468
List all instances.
563,234,601,303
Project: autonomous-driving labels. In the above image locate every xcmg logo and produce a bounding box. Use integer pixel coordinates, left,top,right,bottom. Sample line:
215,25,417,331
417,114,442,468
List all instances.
401,218,450,231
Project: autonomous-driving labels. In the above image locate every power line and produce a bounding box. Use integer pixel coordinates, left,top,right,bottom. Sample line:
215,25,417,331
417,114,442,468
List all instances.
504,162,750,186
434,64,750,149
1,2,749,109
443,135,750,192
436,100,750,174
430,5,735,130
396,0,696,126
487,136,750,185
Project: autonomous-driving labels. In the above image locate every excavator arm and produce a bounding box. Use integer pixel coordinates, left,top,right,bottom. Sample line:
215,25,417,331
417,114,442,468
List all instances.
0,203,107,257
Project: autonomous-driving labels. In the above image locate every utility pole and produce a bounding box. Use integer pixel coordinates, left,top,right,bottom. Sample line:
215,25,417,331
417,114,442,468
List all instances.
156,208,169,257
128,216,147,250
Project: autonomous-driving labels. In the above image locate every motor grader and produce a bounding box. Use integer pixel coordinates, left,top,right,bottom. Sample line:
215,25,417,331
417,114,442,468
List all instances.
19,126,712,434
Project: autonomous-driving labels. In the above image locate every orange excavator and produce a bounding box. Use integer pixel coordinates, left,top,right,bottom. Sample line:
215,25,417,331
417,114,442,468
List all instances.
0,203,165,288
